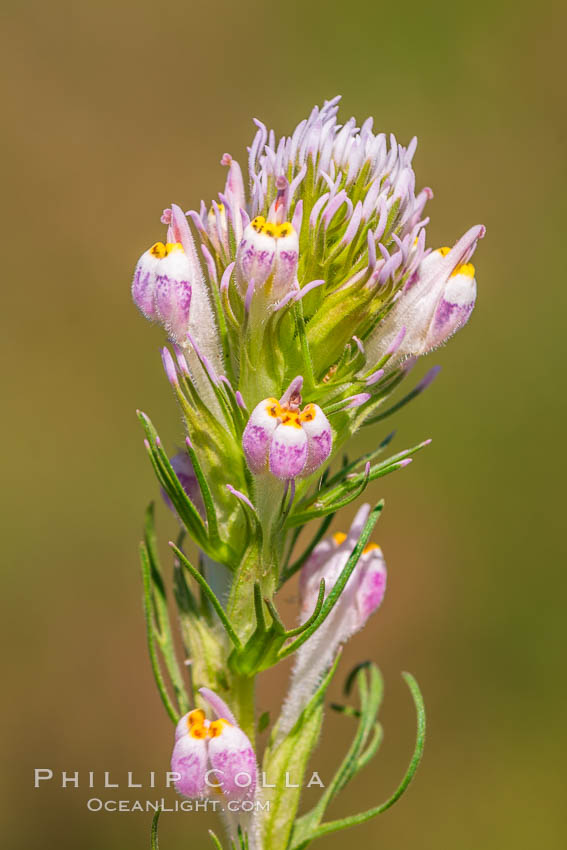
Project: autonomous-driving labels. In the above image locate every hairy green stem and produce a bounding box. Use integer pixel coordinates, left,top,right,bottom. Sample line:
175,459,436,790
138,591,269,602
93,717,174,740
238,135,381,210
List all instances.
231,673,256,747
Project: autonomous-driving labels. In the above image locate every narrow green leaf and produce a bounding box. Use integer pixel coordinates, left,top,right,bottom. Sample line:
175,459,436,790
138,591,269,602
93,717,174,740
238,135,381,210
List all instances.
183,441,221,548
321,432,395,491
355,722,384,772
294,301,316,391
291,663,384,847
261,656,340,850
144,505,190,715
286,473,370,527
208,829,224,850
138,412,210,552
364,366,441,425
283,580,326,638
296,672,426,844
170,543,242,650
140,544,179,724
151,808,161,849
279,514,335,586
297,439,430,516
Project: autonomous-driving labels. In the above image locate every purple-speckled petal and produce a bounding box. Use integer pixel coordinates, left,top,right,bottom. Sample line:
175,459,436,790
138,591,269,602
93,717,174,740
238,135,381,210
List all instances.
272,225,299,298
300,405,332,476
154,249,193,343
236,222,276,293
242,399,280,474
426,267,476,350
207,722,257,803
171,731,208,799
269,424,308,480
132,249,160,320
355,546,387,623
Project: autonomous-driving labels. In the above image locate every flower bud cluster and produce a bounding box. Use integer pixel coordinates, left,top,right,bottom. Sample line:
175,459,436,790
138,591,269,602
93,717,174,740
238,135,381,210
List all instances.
132,96,484,501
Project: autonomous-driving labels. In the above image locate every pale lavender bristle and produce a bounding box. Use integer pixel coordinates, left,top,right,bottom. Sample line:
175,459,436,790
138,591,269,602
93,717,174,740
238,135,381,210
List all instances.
387,326,407,355
416,365,441,391
294,279,324,303
220,262,235,293
161,347,179,387
345,392,371,409
366,368,385,386
226,484,255,512
352,336,365,355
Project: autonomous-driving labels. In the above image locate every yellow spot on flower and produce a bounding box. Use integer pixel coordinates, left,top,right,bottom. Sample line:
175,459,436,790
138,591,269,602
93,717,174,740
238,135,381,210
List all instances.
275,222,294,239
332,532,347,546
251,216,266,233
209,718,232,738
149,242,167,259
299,404,316,423
265,398,281,418
451,262,475,278
438,246,451,256
280,411,301,428
264,399,319,428
149,241,183,258
363,542,382,554
187,709,206,728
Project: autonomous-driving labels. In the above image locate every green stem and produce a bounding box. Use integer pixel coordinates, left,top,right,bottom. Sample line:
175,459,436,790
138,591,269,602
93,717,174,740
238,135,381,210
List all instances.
231,673,256,747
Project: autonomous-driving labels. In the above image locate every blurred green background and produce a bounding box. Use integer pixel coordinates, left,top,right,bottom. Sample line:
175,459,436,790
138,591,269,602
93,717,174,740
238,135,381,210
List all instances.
2,0,566,847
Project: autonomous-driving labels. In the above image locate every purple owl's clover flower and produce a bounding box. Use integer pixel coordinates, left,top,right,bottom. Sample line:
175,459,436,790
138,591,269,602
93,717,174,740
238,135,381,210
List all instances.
131,203,222,371
276,504,387,741
242,377,332,481
365,225,485,369
171,688,257,804
235,180,300,308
